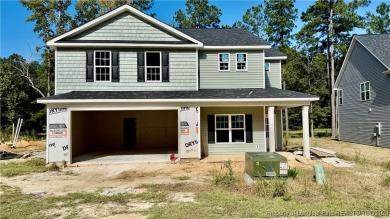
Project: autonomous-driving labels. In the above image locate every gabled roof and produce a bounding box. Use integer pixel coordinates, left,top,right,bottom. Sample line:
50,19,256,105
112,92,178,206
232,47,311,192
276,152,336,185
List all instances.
37,88,318,104
47,5,203,48
355,34,390,70
177,28,270,49
335,34,390,86
265,48,287,60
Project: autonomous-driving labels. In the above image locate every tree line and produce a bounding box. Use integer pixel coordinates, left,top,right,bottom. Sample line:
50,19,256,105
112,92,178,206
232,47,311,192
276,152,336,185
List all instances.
1,0,389,137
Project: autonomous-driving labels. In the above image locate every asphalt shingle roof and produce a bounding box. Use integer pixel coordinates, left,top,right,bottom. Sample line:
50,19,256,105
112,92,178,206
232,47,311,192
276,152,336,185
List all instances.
39,88,317,101
265,48,286,57
177,28,270,46
355,34,390,69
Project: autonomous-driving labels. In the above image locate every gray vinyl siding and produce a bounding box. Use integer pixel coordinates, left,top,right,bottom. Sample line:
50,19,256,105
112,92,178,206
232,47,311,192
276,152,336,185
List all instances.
199,51,264,89
70,12,182,42
265,60,282,88
201,107,265,155
338,41,390,148
56,49,197,94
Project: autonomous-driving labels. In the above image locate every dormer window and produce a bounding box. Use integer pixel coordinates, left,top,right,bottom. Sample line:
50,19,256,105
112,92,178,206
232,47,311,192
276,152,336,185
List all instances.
219,53,230,71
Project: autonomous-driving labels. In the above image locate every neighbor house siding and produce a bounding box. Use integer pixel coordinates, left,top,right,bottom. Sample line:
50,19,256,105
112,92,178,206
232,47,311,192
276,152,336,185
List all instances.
265,60,281,89
201,107,265,155
338,41,390,148
199,50,264,89
69,12,182,42
56,49,197,94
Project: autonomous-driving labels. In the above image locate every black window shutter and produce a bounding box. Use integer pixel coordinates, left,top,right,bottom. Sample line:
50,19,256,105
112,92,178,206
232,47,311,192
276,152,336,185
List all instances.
137,52,145,82
245,114,253,143
86,51,94,82
111,51,119,82
208,115,215,144
162,52,169,82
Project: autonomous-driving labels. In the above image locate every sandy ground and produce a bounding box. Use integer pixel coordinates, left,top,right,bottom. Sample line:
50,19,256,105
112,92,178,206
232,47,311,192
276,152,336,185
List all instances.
0,140,46,152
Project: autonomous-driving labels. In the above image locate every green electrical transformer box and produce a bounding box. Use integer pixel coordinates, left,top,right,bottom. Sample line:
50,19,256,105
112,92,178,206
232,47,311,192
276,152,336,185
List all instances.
245,152,288,178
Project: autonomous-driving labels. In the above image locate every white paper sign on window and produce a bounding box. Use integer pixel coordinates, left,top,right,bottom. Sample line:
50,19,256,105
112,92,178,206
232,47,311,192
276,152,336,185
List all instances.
47,108,70,163
179,107,200,159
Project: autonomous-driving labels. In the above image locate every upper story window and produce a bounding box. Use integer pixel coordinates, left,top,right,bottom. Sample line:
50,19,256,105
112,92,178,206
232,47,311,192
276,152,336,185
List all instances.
146,52,161,82
219,53,230,71
360,81,370,101
236,53,247,71
338,89,343,105
215,114,245,143
95,51,111,82
265,62,270,72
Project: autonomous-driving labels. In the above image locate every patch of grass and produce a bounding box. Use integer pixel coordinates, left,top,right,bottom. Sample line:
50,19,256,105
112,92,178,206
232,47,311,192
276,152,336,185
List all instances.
287,167,299,179
382,175,390,187
173,175,190,181
64,170,78,176
0,159,47,177
382,161,390,171
212,160,235,185
0,183,168,219
256,177,287,198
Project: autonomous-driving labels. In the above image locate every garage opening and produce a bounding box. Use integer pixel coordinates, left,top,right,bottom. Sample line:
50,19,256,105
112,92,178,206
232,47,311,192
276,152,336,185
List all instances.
71,110,178,163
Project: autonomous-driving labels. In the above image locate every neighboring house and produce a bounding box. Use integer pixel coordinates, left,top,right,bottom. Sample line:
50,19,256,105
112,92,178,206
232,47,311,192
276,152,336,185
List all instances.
335,34,390,148
38,5,318,163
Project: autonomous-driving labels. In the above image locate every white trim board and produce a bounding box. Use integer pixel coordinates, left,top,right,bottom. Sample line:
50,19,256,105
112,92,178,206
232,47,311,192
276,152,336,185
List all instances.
265,56,287,60
47,5,203,48
38,97,319,104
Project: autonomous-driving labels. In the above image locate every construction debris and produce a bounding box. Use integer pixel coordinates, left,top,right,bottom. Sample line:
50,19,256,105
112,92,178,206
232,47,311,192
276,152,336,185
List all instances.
289,146,353,168
321,157,355,168
0,150,22,160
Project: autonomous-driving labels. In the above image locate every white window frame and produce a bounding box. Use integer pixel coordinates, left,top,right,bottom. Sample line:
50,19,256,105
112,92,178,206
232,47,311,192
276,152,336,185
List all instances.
265,62,270,72
236,53,248,71
94,50,111,82
338,89,343,105
360,81,370,101
218,53,230,71
145,51,162,82
215,114,246,144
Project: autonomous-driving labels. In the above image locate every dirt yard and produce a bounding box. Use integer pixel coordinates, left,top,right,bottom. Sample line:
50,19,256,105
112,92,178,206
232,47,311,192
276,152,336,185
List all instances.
1,138,390,219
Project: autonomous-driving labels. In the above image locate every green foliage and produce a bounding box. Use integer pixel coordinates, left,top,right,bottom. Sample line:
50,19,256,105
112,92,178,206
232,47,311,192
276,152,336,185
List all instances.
383,161,390,171
0,54,46,136
287,167,299,179
173,0,222,28
256,177,287,198
366,2,390,34
212,160,235,185
0,159,47,177
264,0,298,49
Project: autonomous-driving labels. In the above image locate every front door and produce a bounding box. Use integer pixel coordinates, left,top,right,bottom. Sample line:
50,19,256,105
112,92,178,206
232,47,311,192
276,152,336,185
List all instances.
124,118,136,148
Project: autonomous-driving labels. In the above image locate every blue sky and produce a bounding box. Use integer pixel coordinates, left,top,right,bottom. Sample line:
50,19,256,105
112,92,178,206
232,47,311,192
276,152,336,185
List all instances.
0,0,384,59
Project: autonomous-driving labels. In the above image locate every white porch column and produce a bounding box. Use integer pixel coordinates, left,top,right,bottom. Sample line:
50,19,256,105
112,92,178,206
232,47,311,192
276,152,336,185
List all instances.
268,106,276,152
302,105,310,158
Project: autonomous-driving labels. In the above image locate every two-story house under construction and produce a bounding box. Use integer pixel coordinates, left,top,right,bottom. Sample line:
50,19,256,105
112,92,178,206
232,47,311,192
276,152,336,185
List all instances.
38,5,319,163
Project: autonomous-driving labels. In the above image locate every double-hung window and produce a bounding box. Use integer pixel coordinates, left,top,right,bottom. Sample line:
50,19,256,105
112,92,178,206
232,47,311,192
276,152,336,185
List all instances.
360,81,370,101
145,52,161,82
236,53,247,71
219,53,230,71
95,51,111,82
215,114,245,143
